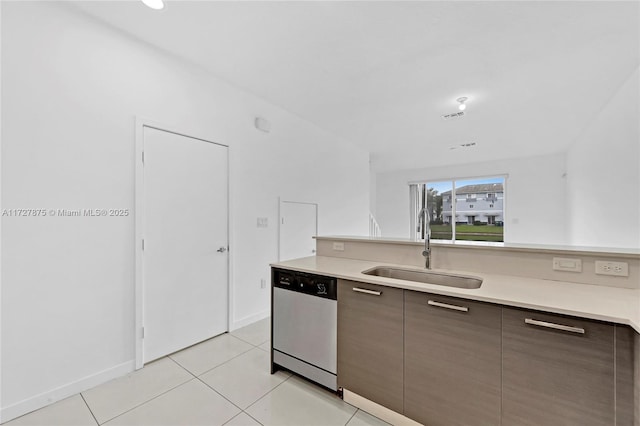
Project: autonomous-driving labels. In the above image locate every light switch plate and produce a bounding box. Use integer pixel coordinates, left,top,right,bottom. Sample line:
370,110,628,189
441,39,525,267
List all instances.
552,257,582,272
257,217,268,228
332,242,345,251
595,260,629,277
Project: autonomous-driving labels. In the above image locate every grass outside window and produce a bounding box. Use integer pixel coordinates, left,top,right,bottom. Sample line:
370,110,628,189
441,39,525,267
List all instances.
431,224,504,242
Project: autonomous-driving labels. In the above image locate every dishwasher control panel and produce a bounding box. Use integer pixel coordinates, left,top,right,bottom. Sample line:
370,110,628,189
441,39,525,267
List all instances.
273,269,337,300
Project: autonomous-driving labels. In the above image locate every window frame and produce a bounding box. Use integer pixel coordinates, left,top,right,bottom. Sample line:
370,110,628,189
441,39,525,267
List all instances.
408,174,507,243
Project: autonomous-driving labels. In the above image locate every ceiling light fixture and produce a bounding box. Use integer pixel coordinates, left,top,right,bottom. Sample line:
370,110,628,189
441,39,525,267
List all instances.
457,97,468,111
142,0,165,10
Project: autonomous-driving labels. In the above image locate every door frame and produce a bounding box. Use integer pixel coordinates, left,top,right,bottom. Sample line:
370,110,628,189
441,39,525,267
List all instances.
135,117,231,369
277,198,318,261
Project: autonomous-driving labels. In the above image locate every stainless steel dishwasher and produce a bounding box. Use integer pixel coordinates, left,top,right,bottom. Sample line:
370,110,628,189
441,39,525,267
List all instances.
271,268,337,391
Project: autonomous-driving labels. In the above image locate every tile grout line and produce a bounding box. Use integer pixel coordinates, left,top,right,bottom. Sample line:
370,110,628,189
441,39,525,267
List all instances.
166,355,200,379
163,355,249,414
167,354,204,376
193,363,286,426
190,356,291,417
166,336,279,412
194,376,246,412
177,335,285,426
162,327,269,376
188,348,256,377
215,370,293,418
79,393,100,426
344,408,359,426
9,329,271,426
229,331,270,348
240,374,361,425
242,374,293,413
95,374,194,425
170,344,256,378
241,410,265,426
221,411,264,426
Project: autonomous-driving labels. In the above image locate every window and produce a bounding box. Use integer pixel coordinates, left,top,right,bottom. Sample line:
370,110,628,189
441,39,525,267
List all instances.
410,176,505,243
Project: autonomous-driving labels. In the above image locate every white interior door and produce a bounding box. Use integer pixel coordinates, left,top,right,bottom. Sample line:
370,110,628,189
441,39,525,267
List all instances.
142,126,228,363
279,201,318,261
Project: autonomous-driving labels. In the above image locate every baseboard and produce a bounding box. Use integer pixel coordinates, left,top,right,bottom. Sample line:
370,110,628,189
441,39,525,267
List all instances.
0,360,135,423
342,388,422,426
230,309,269,331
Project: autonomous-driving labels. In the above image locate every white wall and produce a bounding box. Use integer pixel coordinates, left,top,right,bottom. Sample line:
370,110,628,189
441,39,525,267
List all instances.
375,153,568,245
0,2,369,420
369,158,377,217
566,67,640,249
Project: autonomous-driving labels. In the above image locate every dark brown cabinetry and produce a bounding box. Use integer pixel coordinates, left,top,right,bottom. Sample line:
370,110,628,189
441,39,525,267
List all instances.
404,292,502,426
615,325,638,426
502,307,615,426
337,279,404,413
334,278,637,426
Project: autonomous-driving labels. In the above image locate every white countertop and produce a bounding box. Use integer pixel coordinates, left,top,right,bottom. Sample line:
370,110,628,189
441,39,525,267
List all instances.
271,255,640,333
315,235,640,258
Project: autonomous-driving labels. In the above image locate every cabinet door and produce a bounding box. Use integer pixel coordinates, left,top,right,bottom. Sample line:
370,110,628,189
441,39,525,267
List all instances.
337,279,404,413
615,325,636,426
502,307,614,426
635,332,640,426
404,292,501,426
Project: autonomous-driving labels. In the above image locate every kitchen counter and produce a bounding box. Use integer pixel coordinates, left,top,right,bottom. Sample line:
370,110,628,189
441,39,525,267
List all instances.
315,235,640,258
271,255,640,333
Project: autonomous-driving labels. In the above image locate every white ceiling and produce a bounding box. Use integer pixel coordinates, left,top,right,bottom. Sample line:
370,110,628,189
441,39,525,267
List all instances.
72,1,639,172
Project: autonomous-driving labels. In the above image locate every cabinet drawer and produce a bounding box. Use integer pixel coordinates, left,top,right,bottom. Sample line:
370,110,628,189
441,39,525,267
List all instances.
337,280,404,413
502,307,614,426
404,292,501,426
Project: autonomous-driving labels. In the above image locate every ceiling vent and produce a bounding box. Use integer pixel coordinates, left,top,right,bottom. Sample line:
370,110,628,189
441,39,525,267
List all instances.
450,142,477,150
441,111,465,120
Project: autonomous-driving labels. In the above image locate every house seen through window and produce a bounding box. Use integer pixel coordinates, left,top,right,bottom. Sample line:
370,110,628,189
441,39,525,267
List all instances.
411,176,505,242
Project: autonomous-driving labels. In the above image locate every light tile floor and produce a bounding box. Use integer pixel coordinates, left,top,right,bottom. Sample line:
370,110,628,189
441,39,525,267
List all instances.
5,319,389,426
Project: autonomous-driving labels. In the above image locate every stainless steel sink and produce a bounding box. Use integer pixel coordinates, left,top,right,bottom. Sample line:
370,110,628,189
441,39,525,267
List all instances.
362,266,482,289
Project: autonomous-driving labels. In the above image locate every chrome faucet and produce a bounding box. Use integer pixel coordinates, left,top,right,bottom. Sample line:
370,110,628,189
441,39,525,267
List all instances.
420,207,431,269
418,185,432,269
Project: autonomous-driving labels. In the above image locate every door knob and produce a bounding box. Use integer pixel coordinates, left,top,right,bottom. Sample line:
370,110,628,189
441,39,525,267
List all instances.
217,247,227,253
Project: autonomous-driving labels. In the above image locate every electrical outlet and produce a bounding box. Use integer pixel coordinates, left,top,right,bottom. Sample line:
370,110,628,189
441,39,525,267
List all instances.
332,242,345,251
552,257,582,272
260,278,266,289
595,260,629,277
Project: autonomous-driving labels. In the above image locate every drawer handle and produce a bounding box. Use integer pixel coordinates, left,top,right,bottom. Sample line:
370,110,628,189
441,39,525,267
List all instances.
427,300,469,312
352,287,381,296
524,318,585,334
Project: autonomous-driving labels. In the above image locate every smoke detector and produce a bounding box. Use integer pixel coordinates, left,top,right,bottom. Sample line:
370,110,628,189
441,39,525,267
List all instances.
254,117,271,133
